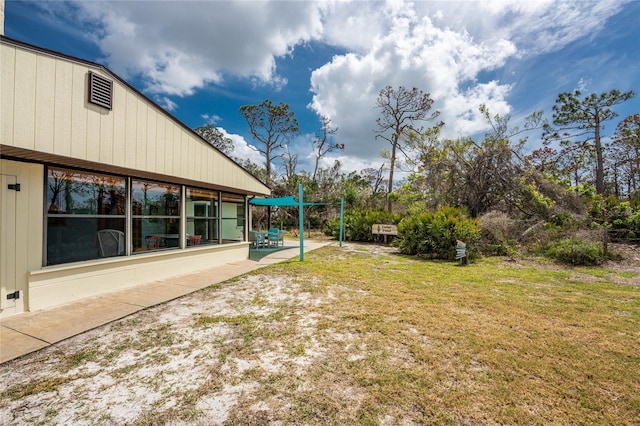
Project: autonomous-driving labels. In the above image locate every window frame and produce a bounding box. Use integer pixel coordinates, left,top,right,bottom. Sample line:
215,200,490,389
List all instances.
44,166,127,265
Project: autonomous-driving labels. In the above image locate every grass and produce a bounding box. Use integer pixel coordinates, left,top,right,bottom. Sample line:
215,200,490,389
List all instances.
254,246,640,424
1,244,638,425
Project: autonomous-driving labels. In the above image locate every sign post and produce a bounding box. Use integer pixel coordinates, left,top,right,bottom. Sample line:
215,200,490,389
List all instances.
371,224,398,244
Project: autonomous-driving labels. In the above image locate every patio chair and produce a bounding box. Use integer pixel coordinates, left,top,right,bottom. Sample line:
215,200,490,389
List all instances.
146,235,161,249
96,229,125,257
188,235,202,246
249,230,267,248
268,228,284,247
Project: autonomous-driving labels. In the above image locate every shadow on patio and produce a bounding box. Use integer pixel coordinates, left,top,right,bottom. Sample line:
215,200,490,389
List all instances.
249,245,299,261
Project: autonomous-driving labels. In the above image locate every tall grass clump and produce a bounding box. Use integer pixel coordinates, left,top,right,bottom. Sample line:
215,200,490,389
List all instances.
396,206,480,260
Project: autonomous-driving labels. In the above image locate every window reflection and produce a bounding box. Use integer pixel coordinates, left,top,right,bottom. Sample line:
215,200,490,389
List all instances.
47,169,125,215
46,168,126,265
131,180,181,252
186,188,219,246
45,169,249,265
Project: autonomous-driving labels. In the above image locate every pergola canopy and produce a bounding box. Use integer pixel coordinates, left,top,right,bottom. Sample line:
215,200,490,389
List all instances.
250,196,324,207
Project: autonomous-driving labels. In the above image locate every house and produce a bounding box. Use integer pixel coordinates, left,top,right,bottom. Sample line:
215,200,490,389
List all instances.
0,6,270,318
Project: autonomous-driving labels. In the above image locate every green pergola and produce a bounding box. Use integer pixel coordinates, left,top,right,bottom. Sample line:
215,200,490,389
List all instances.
249,184,343,260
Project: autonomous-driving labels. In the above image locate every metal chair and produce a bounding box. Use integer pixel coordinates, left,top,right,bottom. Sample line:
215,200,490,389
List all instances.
96,229,125,257
146,235,161,249
249,230,267,248
268,228,283,247
188,235,202,246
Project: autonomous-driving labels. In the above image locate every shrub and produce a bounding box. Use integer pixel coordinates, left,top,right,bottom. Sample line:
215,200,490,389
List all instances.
396,207,480,260
628,211,640,233
549,211,582,229
324,209,404,242
478,211,520,256
520,218,583,254
544,238,607,266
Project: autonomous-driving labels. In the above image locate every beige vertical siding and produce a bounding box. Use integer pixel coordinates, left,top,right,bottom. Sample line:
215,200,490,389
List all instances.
13,48,36,148
69,64,85,159
53,59,73,156
34,54,55,153
0,43,15,144
1,41,269,195
0,159,44,316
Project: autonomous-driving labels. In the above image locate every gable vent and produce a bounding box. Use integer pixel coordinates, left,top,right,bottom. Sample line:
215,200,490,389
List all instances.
88,72,113,109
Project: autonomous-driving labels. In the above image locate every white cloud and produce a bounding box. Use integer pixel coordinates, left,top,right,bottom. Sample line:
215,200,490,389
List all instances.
47,0,630,174
306,0,627,170
218,128,264,166
309,1,517,163
156,96,178,112
73,0,324,96
201,114,222,125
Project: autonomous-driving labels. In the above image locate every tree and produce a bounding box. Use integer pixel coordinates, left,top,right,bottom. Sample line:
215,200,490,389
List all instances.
282,145,299,182
312,116,343,181
610,114,640,198
193,124,234,156
237,159,268,184
480,103,544,147
401,105,549,218
543,89,635,194
374,86,442,211
239,100,299,184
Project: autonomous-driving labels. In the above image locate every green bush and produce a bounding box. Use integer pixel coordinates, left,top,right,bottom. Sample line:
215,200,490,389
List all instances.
628,211,640,233
544,238,607,266
588,196,640,232
324,209,404,242
549,211,581,229
396,207,480,260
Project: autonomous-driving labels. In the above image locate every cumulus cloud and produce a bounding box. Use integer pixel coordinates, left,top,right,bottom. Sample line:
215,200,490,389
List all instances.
309,1,517,161
218,128,264,166
72,0,323,96
40,0,630,173
308,0,626,166
156,96,178,112
201,114,223,125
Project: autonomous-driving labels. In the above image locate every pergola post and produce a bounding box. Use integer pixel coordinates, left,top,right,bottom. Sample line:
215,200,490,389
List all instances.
339,197,344,247
299,183,304,261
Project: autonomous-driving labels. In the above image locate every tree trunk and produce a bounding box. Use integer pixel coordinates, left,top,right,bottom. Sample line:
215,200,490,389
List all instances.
387,142,397,212
594,115,606,194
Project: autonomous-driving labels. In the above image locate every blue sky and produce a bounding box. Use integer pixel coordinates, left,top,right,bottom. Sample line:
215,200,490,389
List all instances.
4,0,639,176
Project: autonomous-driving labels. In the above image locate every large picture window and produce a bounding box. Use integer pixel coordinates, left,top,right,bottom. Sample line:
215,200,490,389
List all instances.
131,180,181,252
186,188,219,246
44,167,249,265
46,168,126,265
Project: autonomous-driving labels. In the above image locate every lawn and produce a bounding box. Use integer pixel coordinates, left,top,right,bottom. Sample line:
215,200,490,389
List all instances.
1,243,638,425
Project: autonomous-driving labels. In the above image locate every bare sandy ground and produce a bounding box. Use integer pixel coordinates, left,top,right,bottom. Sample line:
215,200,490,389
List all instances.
0,268,334,425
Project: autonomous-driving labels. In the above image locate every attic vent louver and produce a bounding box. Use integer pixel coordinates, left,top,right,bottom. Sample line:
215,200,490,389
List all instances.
88,72,113,109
